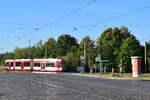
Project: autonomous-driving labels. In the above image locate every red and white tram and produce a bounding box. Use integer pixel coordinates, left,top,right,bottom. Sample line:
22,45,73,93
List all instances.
5,58,65,72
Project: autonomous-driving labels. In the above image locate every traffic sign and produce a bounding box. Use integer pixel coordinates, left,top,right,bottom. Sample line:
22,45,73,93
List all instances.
99,60,110,63
95,55,101,62
80,56,85,62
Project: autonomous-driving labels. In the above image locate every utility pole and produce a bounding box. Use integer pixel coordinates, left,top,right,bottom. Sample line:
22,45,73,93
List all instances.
88,47,91,73
88,41,92,73
45,44,47,58
89,56,91,72
121,59,123,75
100,61,102,78
84,41,86,72
95,55,102,77
28,40,31,59
28,40,33,71
145,42,147,72
0,48,3,66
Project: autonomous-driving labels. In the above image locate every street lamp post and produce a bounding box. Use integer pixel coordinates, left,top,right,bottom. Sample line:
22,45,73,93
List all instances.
95,55,110,78
145,42,147,72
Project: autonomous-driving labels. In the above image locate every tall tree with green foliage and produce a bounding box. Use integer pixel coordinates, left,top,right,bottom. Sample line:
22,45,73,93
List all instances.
146,42,150,72
97,27,131,70
32,40,44,58
44,38,57,58
78,36,96,72
56,34,78,57
62,52,79,72
117,35,142,72
14,47,28,59
0,52,14,65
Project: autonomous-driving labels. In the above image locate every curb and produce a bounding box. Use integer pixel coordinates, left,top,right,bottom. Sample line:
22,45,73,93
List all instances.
71,73,150,81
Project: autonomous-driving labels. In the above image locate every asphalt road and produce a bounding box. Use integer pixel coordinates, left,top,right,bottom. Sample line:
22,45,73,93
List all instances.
0,72,150,100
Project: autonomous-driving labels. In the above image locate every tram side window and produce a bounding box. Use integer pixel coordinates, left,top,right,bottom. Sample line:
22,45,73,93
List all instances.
24,62,30,66
16,62,21,66
34,63,40,67
10,62,14,66
5,62,9,66
46,63,55,67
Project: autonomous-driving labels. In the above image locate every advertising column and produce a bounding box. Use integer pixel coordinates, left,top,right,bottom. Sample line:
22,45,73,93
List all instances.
131,56,141,77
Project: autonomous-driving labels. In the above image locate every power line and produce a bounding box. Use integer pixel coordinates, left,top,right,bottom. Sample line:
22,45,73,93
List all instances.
91,5,150,26
4,2,150,41
40,0,96,29
2,2,150,53
17,0,96,40
67,4,150,33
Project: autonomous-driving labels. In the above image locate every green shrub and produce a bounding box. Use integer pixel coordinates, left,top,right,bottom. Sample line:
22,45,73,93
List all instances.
111,73,121,77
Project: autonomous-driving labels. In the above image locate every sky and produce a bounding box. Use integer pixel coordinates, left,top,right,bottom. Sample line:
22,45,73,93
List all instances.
0,0,150,53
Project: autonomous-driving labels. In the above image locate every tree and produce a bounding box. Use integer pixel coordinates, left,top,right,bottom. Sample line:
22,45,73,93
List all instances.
56,34,78,56
44,38,57,58
146,42,150,72
96,27,131,71
32,40,44,58
0,52,14,65
78,36,96,72
62,52,79,72
14,47,28,59
117,35,142,72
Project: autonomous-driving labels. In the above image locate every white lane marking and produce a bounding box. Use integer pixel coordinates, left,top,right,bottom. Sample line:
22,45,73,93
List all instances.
23,77,111,100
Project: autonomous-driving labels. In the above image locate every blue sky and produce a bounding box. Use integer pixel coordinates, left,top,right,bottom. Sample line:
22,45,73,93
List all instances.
0,0,150,53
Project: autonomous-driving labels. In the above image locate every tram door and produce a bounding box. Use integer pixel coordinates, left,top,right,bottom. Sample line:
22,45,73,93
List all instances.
41,63,45,70
21,62,24,70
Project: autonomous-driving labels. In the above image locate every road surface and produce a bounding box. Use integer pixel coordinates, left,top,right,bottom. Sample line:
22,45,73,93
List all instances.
0,72,150,100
